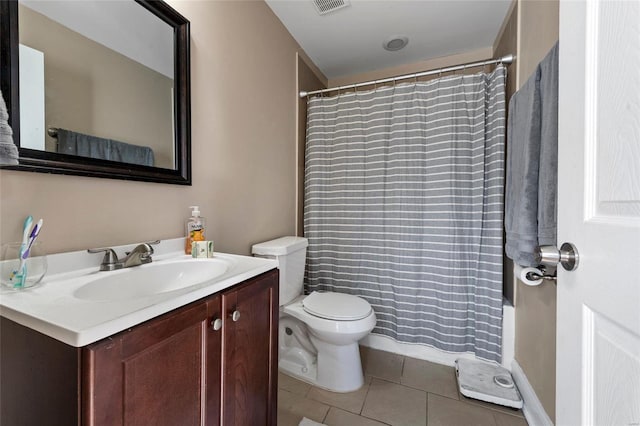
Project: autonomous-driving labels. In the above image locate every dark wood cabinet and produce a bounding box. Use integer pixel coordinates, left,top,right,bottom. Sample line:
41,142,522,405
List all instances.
221,272,278,425
1,269,278,426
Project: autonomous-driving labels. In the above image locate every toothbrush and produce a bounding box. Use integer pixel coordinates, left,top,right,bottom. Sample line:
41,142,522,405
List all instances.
21,219,43,259
9,216,32,282
13,219,43,288
19,216,33,254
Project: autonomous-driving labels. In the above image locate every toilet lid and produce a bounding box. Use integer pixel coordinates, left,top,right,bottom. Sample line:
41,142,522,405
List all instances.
302,291,372,321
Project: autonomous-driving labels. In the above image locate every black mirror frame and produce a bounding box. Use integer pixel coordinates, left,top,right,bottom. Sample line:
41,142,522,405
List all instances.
0,0,191,185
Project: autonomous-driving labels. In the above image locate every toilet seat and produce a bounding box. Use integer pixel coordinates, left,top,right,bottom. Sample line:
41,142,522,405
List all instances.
302,291,372,321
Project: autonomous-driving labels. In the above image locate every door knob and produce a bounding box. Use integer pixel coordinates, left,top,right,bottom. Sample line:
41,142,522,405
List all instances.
211,318,222,331
535,243,579,271
230,310,240,322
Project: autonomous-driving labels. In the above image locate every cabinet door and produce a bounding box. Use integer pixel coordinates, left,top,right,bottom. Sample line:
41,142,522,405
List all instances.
83,302,209,426
221,270,279,426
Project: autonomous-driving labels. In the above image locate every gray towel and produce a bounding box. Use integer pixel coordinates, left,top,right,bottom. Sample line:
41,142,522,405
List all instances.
505,43,559,266
57,128,155,167
537,42,559,245
0,89,19,166
505,68,541,266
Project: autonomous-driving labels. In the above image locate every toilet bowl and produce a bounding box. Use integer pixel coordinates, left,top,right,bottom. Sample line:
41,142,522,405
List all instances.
284,292,376,392
252,236,376,393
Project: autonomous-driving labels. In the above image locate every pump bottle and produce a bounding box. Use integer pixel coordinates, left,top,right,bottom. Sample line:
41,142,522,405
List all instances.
185,206,206,255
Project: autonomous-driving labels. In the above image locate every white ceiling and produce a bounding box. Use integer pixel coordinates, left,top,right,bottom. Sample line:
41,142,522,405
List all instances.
265,0,512,80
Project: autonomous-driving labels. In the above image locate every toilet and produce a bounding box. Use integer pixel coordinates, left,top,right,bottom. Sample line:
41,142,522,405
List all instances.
252,236,376,393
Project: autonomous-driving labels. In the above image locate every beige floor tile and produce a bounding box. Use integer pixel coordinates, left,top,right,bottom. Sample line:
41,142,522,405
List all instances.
427,393,497,426
279,371,312,396
400,357,459,400
493,412,529,426
307,380,370,414
458,391,524,418
277,405,303,426
360,347,404,383
325,407,390,426
278,389,330,424
361,378,427,426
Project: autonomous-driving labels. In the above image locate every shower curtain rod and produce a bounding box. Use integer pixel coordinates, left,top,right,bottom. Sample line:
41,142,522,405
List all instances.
299,54,515,98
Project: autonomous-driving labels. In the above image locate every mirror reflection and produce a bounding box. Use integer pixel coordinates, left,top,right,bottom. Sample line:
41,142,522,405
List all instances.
18,0,176,169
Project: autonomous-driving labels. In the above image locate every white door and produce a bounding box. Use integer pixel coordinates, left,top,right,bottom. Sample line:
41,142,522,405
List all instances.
557,0,640,425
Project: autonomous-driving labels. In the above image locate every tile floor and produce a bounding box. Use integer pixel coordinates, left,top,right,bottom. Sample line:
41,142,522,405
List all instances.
278,347,528,426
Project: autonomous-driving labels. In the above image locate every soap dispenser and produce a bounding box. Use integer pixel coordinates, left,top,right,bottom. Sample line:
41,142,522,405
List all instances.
185,205,206,255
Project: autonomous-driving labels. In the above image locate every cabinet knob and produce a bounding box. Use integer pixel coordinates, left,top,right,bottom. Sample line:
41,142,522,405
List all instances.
230,310,240,322
211,318,222,331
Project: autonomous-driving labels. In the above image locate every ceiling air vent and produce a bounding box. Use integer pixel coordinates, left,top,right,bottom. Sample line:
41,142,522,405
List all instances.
313,0,351,16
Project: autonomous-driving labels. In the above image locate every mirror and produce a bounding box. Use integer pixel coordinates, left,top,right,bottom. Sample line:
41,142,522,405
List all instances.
0,0,191,185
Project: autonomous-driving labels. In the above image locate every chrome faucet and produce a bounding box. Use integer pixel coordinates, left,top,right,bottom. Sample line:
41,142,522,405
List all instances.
121,242,156,268
88,240,160,271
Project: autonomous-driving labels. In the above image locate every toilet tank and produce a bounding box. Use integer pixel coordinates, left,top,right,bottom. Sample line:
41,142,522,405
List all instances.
251,236,308,306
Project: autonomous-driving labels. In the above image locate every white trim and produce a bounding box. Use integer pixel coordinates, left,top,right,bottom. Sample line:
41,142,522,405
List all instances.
510,360,553,426
582,0,599,222
581,305,595,425
18,44,45,151
502,299,515,369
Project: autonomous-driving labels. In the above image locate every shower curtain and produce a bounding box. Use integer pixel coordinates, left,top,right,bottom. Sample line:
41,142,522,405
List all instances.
304,66,506,362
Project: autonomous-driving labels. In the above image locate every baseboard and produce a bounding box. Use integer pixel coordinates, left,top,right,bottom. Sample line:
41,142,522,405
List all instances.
510,360,553,426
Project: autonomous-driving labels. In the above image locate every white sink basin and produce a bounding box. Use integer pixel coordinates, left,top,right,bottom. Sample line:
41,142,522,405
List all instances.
73,258,230,301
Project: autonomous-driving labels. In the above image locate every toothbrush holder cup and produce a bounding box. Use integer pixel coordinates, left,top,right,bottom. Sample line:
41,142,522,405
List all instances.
0,242,48,290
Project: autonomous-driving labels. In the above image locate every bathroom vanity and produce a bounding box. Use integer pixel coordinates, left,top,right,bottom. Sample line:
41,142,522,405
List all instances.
0,241,279,426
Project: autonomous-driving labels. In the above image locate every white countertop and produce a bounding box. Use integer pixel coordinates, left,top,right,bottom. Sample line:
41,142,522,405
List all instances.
0,239,277,347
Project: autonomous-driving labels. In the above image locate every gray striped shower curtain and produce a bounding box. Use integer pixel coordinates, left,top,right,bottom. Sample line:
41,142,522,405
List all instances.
304,66,506,362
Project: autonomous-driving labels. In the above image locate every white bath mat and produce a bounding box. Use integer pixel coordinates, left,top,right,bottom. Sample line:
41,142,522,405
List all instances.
299,417,327,426
455,358,523,409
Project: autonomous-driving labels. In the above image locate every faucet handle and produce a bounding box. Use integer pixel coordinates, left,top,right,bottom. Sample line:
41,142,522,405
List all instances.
144,240,161,254
125,240,160,256
87,248,121,271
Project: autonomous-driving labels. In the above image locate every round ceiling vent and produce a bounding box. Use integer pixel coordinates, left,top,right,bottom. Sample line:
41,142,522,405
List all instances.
383,36,409,51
